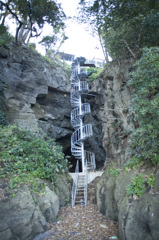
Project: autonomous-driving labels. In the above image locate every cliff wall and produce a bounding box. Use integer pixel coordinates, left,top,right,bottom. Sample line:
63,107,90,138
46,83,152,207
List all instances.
89,59,134,167
0,44,72,151
89,59,159,240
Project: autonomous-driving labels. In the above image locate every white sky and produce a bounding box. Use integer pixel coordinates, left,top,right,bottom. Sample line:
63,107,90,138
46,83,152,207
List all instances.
57,0,104,60
35,0,105,60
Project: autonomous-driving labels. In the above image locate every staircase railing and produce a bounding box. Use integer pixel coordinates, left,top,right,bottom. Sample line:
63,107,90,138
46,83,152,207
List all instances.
71,103,90,128
70,57,96,207
71,103,90,120
71,81,89,92
71,160,79,208
84,163,88,207
84,151,96,170
71,124,92,148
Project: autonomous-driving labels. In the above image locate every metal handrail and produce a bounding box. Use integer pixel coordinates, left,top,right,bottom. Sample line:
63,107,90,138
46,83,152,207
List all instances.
84,151,96,170
71,81,89,92
72,160,79,207
71,103,90,122
71,124,92,147
84,162,88,207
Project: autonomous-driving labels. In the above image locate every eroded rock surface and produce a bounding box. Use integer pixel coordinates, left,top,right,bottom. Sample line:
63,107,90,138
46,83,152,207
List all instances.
89,59,134,167
0,174,72,240
96,167,159,240
0,44,72,150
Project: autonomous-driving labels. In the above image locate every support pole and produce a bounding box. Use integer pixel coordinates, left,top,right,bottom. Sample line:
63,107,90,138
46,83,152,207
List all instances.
81,142,85,172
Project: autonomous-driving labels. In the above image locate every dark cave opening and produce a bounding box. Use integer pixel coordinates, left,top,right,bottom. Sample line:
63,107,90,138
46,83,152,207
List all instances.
64,148,82,173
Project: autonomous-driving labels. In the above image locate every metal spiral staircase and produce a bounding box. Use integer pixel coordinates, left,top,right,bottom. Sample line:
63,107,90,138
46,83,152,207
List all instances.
70,57,96,207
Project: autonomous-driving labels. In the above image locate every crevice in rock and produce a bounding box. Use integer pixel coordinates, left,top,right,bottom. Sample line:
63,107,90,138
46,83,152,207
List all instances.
38,118,47,122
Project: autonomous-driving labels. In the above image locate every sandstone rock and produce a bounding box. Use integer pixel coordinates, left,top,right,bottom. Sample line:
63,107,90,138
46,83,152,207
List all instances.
1,43,71,144
89,59,135,167
123,194,159,240
49,174,72,207
0,46,9,58
0,175,71,240
37,186,59,222
96,175,118,221
0,186,46,240
96,167,159,240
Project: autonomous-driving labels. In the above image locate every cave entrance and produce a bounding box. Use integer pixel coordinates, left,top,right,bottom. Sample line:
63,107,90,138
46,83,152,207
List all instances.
64,148,82,173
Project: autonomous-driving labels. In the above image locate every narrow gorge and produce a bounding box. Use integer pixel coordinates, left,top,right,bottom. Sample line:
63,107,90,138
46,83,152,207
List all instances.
0,44,159,240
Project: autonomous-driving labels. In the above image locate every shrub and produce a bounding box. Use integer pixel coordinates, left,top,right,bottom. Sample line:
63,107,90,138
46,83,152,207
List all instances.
87,67,104,81
106,166,122,178
128,47,159,165
126,174,146,197
0,125,70,188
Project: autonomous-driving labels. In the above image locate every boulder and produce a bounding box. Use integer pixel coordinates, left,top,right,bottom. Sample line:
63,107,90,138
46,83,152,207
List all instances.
0,174,71,240
96,167,159,240
96,175,118,221
0,185,46,240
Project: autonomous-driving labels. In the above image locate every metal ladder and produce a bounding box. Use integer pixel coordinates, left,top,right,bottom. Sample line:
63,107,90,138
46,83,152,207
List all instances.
70,57,96,207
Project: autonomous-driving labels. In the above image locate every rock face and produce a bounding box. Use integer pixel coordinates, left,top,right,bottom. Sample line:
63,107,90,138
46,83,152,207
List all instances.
0,175,72,240
0,44,72,151
89,59,134,167
96,168,159,240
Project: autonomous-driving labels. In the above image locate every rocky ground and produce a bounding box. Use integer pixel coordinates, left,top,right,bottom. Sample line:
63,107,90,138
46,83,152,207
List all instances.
42,203,118,240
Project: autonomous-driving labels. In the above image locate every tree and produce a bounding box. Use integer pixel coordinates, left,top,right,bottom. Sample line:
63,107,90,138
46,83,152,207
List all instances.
78,0,159,59
40,31,68,57
0,0,66,44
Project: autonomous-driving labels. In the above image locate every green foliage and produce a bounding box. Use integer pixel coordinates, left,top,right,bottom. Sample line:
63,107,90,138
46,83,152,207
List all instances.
128,47,159,164
62,62,71,81
0,111,7,126
0,25,13,47
39,35,58,50
126,174,146,197
126,173,156,197
87,67,104,81
124,157,144,171
0,125,70,189
106,166,122,179
79,0,159,59
147,174,155,188
28,43,36,51
0,0,66,44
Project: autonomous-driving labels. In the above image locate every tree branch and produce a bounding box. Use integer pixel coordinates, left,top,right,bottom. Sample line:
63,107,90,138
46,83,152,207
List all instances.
0,0,22,25
124,40,136,59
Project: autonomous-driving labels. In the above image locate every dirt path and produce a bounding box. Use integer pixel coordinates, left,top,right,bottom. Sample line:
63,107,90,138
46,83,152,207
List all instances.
41,203,118,240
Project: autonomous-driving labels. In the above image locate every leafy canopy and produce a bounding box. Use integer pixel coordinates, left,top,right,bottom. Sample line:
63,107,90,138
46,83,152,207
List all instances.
78,0,159,59
0,0,66,44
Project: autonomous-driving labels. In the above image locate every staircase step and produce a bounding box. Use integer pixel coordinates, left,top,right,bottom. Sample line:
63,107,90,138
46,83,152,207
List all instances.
76,195,84,198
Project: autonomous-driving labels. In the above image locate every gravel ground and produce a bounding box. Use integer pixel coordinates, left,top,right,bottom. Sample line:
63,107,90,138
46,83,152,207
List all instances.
42,203,118,240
